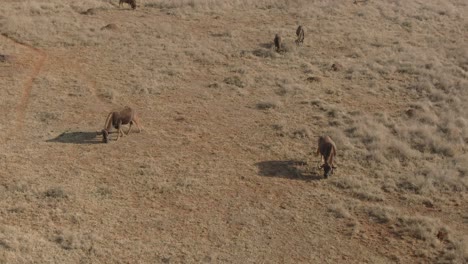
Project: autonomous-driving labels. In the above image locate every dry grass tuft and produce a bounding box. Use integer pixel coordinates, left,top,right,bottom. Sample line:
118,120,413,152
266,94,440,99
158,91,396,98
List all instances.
44,187,67,199
256,101,281,110
327,202,352,219
365,206,396,224
53,231,98,251
223,76,245,88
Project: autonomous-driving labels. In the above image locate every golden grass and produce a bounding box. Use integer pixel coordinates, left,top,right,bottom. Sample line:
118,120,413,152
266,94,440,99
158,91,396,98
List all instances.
0,0,467,263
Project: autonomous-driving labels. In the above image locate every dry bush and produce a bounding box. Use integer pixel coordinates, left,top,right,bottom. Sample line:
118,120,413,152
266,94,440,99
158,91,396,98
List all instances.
275,83,305,97
326,128,352,151
365,205,396,224
361,205,467,262
395,215,443,244
223,76,245,88
256,100,281,110
330,175,385,202
439,237,468,264
0,225,75,263
416,165,468,192
330,176,361,190
44,187,67,199
345,115,420,163
353,189,385,202
53,230,98,251
98,87,118,103
95,186,112,198
327,202,352,219
340,95,467,192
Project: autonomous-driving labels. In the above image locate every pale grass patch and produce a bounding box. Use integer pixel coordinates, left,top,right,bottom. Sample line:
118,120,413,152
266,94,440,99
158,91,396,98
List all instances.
0,0,112,47
53,230,99,251
144,0,309,10
396,215,442,244
256,100,282,110
0,225,69,263
327,202,352,219
365,205,396,224
1,0,467,262
361,204,467,262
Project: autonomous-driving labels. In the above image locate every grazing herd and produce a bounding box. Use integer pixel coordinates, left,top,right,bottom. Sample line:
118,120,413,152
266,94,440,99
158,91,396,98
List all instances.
272,26,339,177
274,25,305,52
102,2,336,179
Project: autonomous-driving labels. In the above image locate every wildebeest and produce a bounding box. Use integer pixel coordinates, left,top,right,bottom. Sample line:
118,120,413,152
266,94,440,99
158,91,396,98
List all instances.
119,0,136,9
316,136,337,178
274,34,282,52
98,106,142,143
331,63,343,72
295,26,304,45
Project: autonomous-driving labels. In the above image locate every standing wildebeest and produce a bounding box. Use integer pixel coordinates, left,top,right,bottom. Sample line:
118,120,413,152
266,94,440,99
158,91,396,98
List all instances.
98,106,142,143
295,26,304,45
119,0,136,9
316,136,337,178
274,34,282,52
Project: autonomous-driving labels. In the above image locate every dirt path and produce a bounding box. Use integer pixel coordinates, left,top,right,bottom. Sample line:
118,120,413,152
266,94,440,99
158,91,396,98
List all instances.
2,34,47,132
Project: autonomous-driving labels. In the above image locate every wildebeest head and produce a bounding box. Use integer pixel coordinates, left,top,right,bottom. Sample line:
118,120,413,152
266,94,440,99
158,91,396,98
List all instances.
322,164,333,178
130,0,136,9
102,129,109,143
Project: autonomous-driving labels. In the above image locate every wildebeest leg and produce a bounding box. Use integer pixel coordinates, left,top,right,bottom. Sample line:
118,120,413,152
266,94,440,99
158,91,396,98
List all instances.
102,130,109,143
315,147,321,168
133,117,142,133
116,121,124,141
317,155,325,169
127,122,133,135
329,145,336,168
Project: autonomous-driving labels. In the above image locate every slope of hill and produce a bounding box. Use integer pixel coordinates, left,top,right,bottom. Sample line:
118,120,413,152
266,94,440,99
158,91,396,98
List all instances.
0,0,467,263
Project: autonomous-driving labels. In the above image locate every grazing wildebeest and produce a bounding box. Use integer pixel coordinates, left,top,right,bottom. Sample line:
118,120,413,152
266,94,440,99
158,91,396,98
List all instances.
331,63,343,72
274,34,282,52
295,26,304,45
119,0,136,9
316,136,337,178
98,106,142,143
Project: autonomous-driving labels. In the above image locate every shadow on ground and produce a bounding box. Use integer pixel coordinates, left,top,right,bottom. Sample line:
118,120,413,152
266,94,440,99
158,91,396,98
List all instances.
47,131,102,144
259,42,273,49
255,160,323,181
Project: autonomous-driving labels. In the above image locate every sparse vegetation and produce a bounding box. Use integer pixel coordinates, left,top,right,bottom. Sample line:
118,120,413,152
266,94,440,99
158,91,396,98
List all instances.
256,101,281,110
44,187,67,199
0,0,466,263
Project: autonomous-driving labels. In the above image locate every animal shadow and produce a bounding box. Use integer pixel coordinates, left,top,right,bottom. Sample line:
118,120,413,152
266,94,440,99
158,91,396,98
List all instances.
255,160,323,181
47,131,102,144
259,42,273,49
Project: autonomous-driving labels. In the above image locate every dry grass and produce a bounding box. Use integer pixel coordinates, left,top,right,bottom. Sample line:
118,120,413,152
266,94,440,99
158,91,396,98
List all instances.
0,0,467,263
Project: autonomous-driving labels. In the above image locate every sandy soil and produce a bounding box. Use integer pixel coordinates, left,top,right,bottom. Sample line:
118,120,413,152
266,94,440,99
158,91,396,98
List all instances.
0,0,467,263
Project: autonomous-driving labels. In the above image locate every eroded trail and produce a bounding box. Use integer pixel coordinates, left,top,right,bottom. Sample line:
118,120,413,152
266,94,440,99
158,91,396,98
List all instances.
2,34,47,133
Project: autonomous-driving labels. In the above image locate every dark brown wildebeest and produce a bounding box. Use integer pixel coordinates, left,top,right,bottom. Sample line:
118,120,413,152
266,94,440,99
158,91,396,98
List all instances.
316,135,337,178
274,34,282,52
295,25,304,45
98,106,142,143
